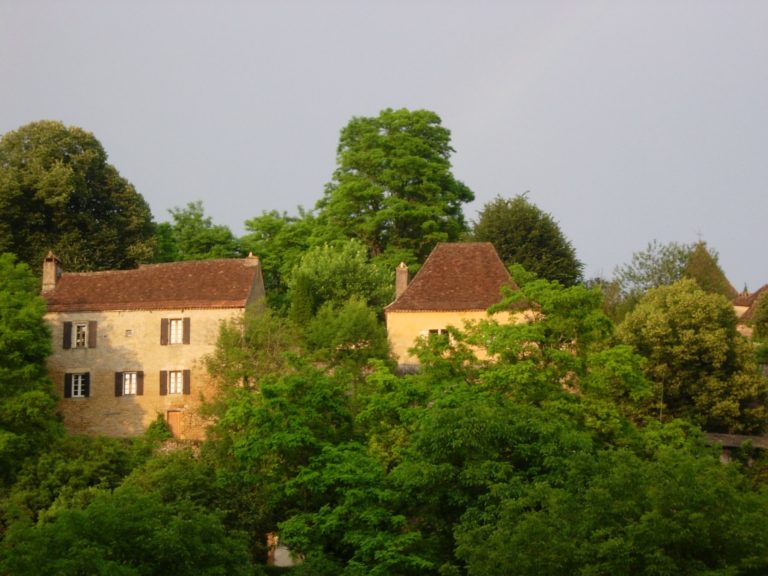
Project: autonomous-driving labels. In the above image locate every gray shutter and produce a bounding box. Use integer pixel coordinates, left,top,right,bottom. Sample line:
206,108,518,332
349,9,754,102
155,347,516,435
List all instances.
88,321,98,348
63,322,72,349
83,373,90,397
137,371,144,396
160,319,169,345
182,317,191,345
182,369,191,395
64,374,72,398
159,370,168,395
115,372,123,397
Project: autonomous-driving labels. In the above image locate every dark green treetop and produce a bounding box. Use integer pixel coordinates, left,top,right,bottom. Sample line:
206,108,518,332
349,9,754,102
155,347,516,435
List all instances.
0,120,155,271
472,194,583,286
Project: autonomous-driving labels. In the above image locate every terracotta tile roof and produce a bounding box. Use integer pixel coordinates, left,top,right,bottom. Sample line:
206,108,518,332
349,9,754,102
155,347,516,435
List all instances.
45,257,263,312
734,284,768,322
385,243,516,312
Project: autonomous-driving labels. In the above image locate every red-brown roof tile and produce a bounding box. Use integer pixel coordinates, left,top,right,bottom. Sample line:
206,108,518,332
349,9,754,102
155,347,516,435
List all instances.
45,257,263,312
385,243,516,312
734,284,768,322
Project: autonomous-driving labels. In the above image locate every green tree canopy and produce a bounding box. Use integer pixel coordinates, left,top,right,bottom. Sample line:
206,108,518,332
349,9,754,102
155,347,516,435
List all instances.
0,121,155,271
154,201,240,261
472,194,583,286
287,240,392,325
614,240,692,298
682,240,737,299
618,278,768,432
0,253,61,486
315,108,474,268
240,208,318,311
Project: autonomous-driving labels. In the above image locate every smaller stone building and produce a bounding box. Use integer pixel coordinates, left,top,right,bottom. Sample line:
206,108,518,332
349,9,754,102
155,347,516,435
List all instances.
42,252,265,439
384,242,519,368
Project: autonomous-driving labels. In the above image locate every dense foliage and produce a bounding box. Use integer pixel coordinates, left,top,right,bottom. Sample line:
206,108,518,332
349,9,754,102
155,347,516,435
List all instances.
315,108,474,268
3,111,768,574
0,121,155,271
472,194,583,286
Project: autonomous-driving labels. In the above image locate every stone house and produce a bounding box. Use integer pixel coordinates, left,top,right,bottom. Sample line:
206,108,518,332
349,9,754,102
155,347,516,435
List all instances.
42,252,265,439
384,242,519,368
733,284,768,337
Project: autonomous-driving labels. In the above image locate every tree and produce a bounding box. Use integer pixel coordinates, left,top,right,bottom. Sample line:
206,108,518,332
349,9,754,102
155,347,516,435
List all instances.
617,279,768,432
315,108,474,268
0,253,61,486
0,485,255,576
287,240,393,325
154,201,240,261
472,194,583,286
240,209,319,311
753,293,768,341
614,240,692,298
682,241,737,299
0,121,155,271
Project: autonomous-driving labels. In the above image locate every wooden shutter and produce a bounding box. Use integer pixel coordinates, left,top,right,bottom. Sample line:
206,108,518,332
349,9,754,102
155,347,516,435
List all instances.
63,322,72,349
159,370,168,396
115,372,123,397
182,317,191,345
182,369,191,395
160,318,169,345
82,373,90,397
64,374,72,398
88,321,98,348
137,371,144,396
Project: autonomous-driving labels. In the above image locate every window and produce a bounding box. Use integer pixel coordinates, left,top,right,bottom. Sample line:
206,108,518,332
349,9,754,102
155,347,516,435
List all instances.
160,318,190,345
115,371,144,396
75,323,87,348
169,319,183,344
159,369,191,396
168,370,183,394
428,328,450,343
64,373,90,398
63,321,97,349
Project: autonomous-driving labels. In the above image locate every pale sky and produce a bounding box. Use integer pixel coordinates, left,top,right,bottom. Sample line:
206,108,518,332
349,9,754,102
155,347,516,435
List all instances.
2,1,767,290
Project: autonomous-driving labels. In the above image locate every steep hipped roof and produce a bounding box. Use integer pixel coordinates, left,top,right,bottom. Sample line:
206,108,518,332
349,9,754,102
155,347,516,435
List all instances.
385,242,516,312
735,284,768,322
45,257,263,312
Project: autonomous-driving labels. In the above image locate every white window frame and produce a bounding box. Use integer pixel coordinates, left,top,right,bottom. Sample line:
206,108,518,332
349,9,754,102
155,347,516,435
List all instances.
74,323,88,348
71,373,87,398
168,370,183,394
169,319,184,345
123,372,138,395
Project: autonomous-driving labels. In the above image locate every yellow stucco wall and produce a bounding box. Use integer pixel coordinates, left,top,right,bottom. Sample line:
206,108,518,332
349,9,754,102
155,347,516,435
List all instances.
386,309,517,366
46,307,242,439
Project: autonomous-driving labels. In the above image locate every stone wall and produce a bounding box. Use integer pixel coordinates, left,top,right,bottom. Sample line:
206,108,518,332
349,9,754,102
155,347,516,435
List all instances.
46,307,242,439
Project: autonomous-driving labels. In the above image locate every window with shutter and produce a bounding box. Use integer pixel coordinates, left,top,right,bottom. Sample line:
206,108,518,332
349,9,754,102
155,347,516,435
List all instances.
161,318,190,345
117,372,141,396
66,373,89,398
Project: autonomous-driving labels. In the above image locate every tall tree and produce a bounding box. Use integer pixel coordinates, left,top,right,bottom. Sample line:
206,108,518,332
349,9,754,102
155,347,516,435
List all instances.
614,240,692,298
0,253,61,486
240,209,318,311
617,279,768,432
472,194,583,286
154,201,240,262
682,240,737,299
315,108,474,268
0,121,155,271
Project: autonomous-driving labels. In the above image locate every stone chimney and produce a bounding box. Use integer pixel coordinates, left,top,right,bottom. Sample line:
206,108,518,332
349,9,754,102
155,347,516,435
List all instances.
42,251,62,293
395,262,409,299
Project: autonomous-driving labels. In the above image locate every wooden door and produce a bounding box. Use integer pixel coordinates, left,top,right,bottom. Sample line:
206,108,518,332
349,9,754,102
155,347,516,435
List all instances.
166,410,183,438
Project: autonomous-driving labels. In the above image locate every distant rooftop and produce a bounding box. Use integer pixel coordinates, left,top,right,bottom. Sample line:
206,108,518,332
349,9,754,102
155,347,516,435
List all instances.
385,242,516,312
45,257,262,312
